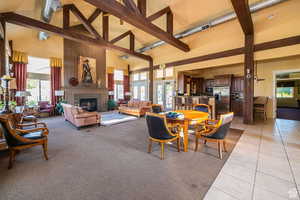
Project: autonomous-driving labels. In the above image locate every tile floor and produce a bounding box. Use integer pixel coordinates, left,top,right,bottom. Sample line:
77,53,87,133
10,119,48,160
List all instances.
204,118,300,200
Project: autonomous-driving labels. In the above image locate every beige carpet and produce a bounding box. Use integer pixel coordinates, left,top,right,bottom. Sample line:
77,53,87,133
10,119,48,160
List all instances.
0,116,242,200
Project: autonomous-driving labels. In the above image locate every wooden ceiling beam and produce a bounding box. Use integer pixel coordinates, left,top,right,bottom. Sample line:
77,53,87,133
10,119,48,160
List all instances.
102,11,109,41
65,4,101,39
231,0,253,35
147,7,171,22
1,12,152,61
130,32,135,51
137,0,147,17
63,6,70,29
110,30,131,44
123,0,140,14
84,0,190,52
70,8,101,30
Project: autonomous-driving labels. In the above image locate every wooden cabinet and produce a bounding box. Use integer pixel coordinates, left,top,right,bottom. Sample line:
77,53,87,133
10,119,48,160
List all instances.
232,76,244,92
214,75,232,86
190,78,203,95
231,100,243,116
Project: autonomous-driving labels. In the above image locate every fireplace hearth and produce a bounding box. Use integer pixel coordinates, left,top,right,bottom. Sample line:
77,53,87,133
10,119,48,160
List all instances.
80,98,97,112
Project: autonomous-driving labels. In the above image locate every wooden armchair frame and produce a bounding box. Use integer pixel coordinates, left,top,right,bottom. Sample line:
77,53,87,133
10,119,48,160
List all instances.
0,115,49,169
194,112,234,159
146,112,181,160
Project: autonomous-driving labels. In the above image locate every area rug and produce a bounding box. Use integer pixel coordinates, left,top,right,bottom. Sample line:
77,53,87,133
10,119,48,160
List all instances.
101,113,138,126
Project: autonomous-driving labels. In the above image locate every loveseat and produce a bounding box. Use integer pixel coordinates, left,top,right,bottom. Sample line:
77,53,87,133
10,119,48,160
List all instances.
61,103,101,129
118,100,151,117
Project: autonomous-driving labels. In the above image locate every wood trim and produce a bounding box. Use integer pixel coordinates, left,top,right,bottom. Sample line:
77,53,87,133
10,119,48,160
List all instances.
149,59,154,102
231,0,253,35
130,35,300,72
1,12,152,61
243,34,254,124
147,7,171,22
85,0,190,52
167,10,173,35
66,4,101,39
70,8,101,30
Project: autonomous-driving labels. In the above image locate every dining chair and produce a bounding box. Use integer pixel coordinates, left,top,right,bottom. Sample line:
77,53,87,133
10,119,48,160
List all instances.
0,114,49,169
253,96,268,121
193,104,210,115
146,112,181,160
194,112,234,159
151,104,164,113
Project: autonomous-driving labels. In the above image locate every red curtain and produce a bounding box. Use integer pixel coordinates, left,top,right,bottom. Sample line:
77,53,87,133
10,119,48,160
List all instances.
107,73,114,91
13,62,27,105
124,75,130,100
51,67,61,105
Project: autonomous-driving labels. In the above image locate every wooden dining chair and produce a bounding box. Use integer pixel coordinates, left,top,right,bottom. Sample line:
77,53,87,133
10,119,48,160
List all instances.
194,112,234,159
193,104,211,115
0,114,49,169
253,96,268,121
151,104,164,113
145,112,181,160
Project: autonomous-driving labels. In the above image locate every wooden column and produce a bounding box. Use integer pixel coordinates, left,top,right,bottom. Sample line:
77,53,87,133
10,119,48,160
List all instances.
149,59,154,102
102,12,109,41
243,34,254,124
0,19,6,76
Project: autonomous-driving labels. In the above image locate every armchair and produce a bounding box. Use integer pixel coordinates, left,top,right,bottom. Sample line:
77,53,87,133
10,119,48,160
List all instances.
0,114,49,169
38,101,55,116
194,112,234,159
146,112,180,160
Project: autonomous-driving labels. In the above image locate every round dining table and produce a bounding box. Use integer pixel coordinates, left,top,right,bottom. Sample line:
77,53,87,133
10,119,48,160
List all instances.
166,110,209,152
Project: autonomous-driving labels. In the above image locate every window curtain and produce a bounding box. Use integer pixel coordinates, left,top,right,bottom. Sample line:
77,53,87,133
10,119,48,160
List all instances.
50,57,62,105
12,51,28,105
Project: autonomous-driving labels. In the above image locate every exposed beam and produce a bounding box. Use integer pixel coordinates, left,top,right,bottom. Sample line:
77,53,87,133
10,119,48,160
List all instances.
130,32,135,51
110,30,131,44
147,7,171,22
70,8,101,30
167,10,173,35
124,0,140,14
85,0,190,52
63,6,70,29
137,0,146,17
231,0,253,35
243,34,254,124
102,12,109,41
66,4,101,39
130,35,300,72
1,12,152,61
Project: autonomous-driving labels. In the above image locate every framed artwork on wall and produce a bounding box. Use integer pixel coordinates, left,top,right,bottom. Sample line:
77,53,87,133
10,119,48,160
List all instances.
78,56,96,84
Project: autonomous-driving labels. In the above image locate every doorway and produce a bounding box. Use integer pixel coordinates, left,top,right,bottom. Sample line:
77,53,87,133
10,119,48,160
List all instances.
154,80,174,110
275,71,300,121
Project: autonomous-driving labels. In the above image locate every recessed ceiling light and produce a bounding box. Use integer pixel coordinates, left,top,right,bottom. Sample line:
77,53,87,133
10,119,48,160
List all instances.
267,14,275,20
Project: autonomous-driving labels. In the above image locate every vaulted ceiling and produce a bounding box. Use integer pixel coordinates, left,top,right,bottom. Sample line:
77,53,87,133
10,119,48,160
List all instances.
0,0,261,52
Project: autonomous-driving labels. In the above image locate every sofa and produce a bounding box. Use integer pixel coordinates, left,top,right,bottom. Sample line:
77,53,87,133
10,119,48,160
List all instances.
61,103,101,129
118,100,151,117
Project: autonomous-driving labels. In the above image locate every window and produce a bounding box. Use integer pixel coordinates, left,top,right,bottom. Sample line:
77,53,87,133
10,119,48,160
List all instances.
140,86,146,101
27,79,51,105
133,86,138,99
165,68,173,77
156,69,164,78
26,56,51,105
276,87,294,98
114,70,124,81
140,72,147,80
114,84,124,101
133,73,139,81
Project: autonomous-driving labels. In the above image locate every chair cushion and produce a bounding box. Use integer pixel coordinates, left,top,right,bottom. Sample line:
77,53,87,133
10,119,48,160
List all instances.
23,131,45,140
